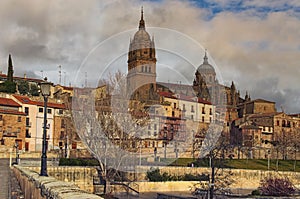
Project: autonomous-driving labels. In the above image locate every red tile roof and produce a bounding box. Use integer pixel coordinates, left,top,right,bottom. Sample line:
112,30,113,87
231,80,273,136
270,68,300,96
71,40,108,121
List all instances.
158,91,212,105
13,95,66,109
0,97,21,107
0,109,26,115
0,73,44,83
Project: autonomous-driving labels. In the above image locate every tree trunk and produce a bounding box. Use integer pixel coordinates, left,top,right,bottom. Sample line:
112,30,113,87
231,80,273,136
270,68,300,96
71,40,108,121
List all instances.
209,152,215,199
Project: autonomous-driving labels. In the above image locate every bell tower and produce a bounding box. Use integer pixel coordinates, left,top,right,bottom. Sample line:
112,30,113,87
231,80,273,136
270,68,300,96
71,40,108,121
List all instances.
127,8,157,101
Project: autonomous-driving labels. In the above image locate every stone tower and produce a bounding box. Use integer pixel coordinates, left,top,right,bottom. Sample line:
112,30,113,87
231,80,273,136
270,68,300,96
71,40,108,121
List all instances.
127,8,157,102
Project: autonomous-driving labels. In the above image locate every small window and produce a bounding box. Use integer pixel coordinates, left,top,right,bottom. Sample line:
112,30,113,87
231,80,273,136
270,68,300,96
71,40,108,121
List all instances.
26,118,30,126
202,116,205,122
191,115,194,120
59,109,63,114
25,107,29,115
72,142,77,149
191,105,194,113
202,107,205,114
39,108,43,113
183,104,186,111
47,109,52,114
209,108,212,115
0,115,3,121
154,124,157,130
18,116,22,122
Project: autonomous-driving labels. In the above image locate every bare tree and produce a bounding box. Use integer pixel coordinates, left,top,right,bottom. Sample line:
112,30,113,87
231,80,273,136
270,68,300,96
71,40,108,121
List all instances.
72,71,150,196
192,123,234,198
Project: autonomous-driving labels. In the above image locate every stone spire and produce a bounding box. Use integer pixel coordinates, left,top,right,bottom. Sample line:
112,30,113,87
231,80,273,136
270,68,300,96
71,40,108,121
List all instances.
139,6,145,30
203,49,208,64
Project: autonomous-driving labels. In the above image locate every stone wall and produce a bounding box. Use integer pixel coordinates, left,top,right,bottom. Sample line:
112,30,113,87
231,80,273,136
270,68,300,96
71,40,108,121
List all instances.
137,166,300,190
23,166,97,193
136,181,197,192
13,165,103,199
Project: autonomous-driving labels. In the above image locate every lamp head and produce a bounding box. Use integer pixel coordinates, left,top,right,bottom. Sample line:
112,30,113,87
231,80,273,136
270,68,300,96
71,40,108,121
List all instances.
40,77,52,97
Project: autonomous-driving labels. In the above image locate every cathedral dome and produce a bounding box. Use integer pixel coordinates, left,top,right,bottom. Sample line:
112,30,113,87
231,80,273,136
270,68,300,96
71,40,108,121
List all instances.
133,29,151,43
197,51,216,75
130,7,152,49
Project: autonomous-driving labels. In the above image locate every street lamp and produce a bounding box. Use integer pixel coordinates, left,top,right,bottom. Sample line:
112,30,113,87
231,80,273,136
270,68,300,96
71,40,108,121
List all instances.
40,77,52,176
163,130,168,159
14,142,19,164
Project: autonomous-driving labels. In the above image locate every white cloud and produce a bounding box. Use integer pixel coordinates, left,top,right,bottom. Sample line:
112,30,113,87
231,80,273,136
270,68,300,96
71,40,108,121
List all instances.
0,0,299,112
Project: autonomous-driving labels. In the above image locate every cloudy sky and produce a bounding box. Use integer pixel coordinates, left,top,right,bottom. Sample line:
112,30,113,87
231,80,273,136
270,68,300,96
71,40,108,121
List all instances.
0,0,299,113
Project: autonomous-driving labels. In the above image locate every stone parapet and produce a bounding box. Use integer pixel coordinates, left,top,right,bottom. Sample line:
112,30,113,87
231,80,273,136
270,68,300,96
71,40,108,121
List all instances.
23,166,97,193
137,166,300,189
12,166,103,199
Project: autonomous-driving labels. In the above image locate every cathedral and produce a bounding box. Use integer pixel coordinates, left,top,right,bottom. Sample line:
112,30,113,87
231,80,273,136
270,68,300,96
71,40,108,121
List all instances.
126,8,250,126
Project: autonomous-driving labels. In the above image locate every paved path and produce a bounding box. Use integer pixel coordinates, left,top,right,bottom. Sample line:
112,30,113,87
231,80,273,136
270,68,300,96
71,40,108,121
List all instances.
0,159,10,199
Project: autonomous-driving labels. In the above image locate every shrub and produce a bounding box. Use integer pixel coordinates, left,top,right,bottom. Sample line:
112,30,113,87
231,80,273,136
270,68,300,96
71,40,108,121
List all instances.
146,168,173,182
259,177,295,196
59,158,99,166
0,81,16,93
251,189,260,195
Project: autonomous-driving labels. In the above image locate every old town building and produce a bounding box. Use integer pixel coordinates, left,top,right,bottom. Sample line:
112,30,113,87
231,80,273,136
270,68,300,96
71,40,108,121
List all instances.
0,96,26,151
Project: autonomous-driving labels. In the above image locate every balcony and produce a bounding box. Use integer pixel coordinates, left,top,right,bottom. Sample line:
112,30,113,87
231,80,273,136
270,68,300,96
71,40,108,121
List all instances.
3,131,18,137
26,132,31,138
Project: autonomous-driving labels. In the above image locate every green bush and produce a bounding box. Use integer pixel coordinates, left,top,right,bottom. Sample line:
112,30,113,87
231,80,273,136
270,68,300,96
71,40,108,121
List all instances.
251,189,260,195
59,158,99,166
146,168,208,182
0,81,16,93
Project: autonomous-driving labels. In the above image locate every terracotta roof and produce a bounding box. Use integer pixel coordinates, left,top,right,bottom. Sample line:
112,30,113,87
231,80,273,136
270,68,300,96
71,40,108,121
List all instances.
0,73,43,83
158,91,176,99
0,97,21,107
0,109,26,115
13,95,66,109
158,91,212,105
56,85,74,91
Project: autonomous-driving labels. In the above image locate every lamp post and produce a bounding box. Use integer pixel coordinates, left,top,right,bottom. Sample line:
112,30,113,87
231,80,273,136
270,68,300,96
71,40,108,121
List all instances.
40,77,51,176
14,142,19,164
267,149,270,171
163,130,167,159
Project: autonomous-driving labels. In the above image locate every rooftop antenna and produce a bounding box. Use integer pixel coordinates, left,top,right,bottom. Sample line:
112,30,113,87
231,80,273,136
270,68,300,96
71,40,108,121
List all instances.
85,72,87,87
64,71,66,86
281,106,285,113
59,65,62,85
40,70,43,79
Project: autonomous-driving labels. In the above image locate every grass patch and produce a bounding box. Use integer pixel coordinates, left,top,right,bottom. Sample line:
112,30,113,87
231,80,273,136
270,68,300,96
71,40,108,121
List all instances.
166,158,300,172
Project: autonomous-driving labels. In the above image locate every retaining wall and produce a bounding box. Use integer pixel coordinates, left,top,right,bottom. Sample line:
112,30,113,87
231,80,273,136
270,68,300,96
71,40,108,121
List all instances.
12,166,103,199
